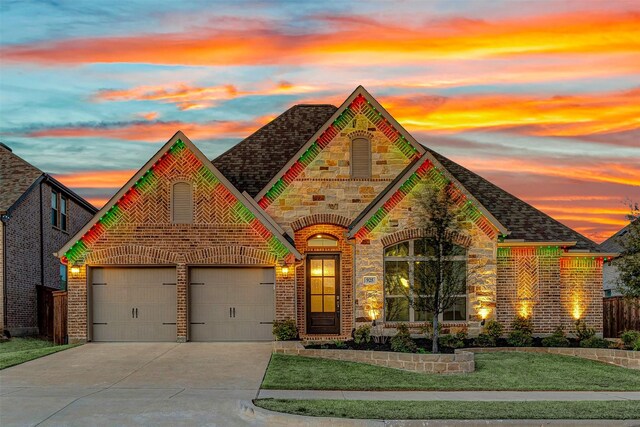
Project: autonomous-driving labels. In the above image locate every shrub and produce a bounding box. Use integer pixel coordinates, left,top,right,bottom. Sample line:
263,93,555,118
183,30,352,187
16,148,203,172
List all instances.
542,326,570,347
419,322,442,339
473,333,495,347
620,330,640,349
511,315,533,334
574,319,596,341
438,332,466,348
484,319,504,341
390,324,417,353
272,318,298,341
333,340,347,349
507,329,533,347
580,336,610,349
634,338,640,351
353,325,372,345
508,315,533,347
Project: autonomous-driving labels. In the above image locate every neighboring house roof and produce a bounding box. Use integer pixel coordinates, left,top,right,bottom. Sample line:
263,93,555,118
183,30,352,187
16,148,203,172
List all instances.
213,104,337,196
426,148,597,251
58,131,301,261
0,143,44,214
599,220,637,253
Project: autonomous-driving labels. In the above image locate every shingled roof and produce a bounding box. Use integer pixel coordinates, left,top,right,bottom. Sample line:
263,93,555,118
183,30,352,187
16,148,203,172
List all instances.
599,220,636,253
213,104,337,196
426,148,597,250
0,143,44,213
211,102,598,250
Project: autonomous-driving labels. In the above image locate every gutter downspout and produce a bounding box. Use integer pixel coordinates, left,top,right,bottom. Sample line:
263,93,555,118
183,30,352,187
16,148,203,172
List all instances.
1,215,8,332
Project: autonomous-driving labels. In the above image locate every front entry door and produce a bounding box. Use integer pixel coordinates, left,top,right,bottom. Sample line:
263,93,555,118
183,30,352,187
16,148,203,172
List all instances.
307,255,340,334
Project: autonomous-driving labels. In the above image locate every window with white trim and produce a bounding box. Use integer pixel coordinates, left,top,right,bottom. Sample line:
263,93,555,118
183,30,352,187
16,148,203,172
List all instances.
384,239,467,322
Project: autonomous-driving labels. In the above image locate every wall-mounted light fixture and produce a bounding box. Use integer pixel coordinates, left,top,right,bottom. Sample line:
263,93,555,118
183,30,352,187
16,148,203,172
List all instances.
281,265,290,277
70,265,81,275
478,307,490,326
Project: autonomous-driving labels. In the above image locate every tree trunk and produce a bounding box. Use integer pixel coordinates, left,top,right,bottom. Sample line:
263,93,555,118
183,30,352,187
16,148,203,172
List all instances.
432,314,439,353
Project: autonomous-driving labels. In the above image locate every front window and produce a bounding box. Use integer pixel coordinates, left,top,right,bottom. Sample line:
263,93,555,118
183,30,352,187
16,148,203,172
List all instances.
384,239,467,322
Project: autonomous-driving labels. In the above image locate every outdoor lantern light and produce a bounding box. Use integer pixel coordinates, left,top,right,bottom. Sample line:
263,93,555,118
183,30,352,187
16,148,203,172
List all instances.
281,265,290,277
478,307,490,325
70,265,81,275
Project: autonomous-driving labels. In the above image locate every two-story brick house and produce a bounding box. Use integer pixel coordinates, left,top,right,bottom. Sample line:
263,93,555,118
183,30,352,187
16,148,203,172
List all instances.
58,87,614,343
1,143,96,336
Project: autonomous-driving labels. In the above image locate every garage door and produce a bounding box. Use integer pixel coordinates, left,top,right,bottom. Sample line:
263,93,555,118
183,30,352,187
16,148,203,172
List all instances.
189,267,275,341
91,267,177,342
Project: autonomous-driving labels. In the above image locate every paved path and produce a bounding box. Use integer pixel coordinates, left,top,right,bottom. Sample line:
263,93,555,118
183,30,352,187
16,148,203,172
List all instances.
0,342,272,427
258,389,640,401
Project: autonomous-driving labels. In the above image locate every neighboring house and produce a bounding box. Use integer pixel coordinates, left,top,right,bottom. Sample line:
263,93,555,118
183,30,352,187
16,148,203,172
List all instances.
0,143,96,336
599,222,633,297
58,86,614,343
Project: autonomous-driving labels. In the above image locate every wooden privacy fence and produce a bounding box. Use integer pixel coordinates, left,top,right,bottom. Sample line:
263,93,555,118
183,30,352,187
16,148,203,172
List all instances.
603,296,640,338
37,285,68,345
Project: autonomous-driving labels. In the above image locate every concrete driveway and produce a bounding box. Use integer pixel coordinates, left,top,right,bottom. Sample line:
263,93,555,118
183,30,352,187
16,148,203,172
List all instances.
0,342,273,426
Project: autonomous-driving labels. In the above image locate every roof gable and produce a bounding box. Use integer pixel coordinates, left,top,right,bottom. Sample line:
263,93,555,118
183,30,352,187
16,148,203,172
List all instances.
212,105,337,196
254,86,426,208
0,144,44,213
58,131,301,263
348,155,506,240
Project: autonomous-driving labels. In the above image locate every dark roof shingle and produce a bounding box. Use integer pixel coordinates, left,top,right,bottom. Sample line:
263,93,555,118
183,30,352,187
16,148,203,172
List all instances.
0,144,44,213
427,148,597,250
213,104,337,196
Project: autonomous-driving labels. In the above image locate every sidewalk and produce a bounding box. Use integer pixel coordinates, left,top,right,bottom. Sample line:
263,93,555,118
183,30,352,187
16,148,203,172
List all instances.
258,389,640,401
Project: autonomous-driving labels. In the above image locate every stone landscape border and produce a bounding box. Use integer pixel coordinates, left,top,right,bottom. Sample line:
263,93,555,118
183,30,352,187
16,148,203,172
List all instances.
463,347,640,370
272,341,474,373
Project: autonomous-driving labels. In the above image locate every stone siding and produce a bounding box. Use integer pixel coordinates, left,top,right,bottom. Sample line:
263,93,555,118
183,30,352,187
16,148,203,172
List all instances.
273,341,474,373
466,347,640,370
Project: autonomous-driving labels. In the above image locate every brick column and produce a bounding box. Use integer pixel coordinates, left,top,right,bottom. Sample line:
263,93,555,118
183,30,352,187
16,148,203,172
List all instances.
176,263,187,342
67,264,88,343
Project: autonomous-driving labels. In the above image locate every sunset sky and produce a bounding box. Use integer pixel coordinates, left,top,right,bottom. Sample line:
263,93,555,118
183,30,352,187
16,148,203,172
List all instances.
1,0,638,243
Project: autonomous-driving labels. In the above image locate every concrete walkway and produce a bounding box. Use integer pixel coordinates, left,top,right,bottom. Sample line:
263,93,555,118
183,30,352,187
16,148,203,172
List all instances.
258,389,640,401
0,342,273,426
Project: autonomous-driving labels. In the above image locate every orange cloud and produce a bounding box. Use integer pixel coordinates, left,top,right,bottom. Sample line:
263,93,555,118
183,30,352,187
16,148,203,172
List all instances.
95,81,321,110
137,111,159,121
54,170,135,188
22,119,265,142
457,157,640,187
382,88,640,136
2,11,638,65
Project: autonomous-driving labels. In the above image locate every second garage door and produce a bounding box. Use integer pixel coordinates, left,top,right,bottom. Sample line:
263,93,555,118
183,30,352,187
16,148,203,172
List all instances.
189,267,275,341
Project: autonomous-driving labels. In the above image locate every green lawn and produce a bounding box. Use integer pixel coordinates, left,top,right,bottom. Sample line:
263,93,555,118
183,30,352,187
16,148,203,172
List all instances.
263,352,640,391
254,399,640,420
0,338,78,370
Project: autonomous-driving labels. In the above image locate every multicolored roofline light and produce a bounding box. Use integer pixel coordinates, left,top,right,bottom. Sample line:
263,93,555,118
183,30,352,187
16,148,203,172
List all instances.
62,139,293,265
353,157,499,241
258,94,420,209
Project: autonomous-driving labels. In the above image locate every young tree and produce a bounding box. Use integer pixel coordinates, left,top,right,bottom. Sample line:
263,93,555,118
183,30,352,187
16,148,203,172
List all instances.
616,202,640,300
388,182,486,353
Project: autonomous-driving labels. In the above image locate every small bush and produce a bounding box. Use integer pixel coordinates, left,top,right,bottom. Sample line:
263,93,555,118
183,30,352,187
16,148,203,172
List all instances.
439,330,467,349
508,315,533,347
542,326,570,347
579,336,610,349
633,338,640,351
484,319,504,340
419,322,442,339
508,329,533,347
620,330,640,349
353,325,372,345
511,315,533,334
272,318,298,341
473,333,496,347
333,340,347,349
575,320,596,341
390,324,417,353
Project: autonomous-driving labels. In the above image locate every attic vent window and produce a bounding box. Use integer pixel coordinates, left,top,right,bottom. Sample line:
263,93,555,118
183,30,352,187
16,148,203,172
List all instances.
172,182,193,224
351,137,371,178
308,234,338,247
